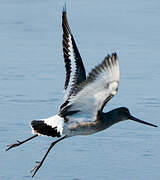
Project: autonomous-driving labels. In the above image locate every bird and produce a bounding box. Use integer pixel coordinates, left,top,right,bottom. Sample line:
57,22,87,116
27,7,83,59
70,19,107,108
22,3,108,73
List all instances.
6,6,157,178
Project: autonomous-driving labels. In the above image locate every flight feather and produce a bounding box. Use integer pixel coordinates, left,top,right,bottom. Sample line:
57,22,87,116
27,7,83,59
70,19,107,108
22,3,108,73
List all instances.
60,53,120,121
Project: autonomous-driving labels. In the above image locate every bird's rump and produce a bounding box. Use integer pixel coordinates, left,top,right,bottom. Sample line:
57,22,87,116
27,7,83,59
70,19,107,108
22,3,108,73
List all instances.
60,53,120,122
31,120,61,137
31,115,64,137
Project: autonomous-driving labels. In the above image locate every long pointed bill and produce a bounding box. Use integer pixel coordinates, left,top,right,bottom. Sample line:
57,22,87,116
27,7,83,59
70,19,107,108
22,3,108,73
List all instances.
129,115,158,127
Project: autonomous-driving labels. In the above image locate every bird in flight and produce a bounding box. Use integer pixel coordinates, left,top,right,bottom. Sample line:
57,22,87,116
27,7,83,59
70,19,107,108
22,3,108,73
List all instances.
6,5,157,177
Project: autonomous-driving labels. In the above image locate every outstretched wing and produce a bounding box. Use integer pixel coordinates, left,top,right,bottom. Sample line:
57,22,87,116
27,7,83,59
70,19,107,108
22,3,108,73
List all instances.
60,53,120,122
62,6,86,99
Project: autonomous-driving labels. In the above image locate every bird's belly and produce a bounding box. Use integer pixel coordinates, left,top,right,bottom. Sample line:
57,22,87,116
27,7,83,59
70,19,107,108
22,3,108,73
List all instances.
62,121,102,136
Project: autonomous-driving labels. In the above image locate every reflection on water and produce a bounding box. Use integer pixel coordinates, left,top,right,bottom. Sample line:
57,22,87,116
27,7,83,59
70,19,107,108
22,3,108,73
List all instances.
1,0,160,180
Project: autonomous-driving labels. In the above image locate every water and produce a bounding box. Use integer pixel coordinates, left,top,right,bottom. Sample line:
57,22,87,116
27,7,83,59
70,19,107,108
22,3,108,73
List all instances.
1,0,160,179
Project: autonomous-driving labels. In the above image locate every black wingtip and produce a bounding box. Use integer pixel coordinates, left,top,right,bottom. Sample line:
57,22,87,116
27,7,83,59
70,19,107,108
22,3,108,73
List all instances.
106,54,111,60
62,3,67,13
112,52,117,59
105,52,118,61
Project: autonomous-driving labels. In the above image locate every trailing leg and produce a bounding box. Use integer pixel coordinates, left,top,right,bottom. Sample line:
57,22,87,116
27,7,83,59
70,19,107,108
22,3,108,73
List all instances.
31,136,67,177
6,134,38,151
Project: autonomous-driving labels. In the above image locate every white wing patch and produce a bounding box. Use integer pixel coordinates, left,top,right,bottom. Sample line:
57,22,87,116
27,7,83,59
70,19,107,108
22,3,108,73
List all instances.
65,53,120,121
63,33,76,99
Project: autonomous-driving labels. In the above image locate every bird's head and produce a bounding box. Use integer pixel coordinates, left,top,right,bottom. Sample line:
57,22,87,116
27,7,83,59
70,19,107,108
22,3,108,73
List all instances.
116,107,157,127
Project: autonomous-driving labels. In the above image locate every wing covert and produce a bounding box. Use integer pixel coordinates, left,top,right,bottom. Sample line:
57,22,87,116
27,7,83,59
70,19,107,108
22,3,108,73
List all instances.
60,53,120,121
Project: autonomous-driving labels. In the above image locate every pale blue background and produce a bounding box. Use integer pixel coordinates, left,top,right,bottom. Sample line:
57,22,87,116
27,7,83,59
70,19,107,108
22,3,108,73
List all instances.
1,0,160,179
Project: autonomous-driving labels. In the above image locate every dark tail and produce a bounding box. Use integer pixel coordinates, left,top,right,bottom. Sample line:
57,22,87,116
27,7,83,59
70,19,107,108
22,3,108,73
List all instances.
31,120,61,137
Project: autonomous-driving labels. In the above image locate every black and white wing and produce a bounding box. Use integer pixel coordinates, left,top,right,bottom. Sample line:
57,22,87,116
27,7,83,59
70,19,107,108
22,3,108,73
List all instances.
62,6,86,99
60,53,120,122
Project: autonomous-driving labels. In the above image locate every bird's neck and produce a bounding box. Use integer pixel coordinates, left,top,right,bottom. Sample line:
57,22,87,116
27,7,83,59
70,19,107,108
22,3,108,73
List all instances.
101,111,123,128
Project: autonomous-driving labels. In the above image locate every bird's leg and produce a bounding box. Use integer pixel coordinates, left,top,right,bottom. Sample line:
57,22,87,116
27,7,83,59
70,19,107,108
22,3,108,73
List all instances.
31,135,67,178
6,134,38,152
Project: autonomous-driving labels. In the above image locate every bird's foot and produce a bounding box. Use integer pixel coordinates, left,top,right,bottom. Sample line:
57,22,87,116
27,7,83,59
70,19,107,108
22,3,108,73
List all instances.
6,140,22,151
30,161,43,177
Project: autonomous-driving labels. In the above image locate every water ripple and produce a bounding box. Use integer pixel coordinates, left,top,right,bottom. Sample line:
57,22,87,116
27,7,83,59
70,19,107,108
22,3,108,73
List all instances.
138,97,160,107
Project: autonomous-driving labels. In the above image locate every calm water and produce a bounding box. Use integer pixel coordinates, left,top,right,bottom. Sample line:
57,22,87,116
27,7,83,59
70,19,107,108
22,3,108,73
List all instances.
1,0,160,179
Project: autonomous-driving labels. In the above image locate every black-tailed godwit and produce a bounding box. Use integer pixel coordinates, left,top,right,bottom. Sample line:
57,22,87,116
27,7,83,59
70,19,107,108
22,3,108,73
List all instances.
6,6,157,177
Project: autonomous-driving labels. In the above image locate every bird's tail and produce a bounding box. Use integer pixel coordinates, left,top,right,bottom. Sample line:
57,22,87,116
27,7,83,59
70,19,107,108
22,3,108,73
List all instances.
31,120,61,137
